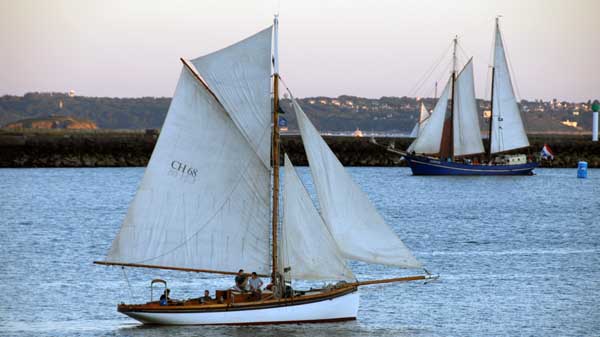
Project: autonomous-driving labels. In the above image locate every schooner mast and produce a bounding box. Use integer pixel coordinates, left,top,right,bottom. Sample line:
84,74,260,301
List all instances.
271,14,280,286
439,36,458,160
487,20,497,160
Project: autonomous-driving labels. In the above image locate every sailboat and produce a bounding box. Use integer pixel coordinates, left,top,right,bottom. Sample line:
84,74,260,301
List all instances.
94,16,434,325
396,18,538,175
409,101,431,138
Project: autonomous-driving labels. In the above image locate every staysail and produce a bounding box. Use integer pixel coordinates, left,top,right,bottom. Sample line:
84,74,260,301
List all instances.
409,102,431,138
453,59,485,156
294,100,421,268
105,28,273,275
280,155,354,281
490,21,529,154
409,123,419,138
407,79,451,155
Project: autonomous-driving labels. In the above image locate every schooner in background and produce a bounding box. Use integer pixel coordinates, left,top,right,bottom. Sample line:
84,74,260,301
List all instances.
94,16,434,325
397,18,538,175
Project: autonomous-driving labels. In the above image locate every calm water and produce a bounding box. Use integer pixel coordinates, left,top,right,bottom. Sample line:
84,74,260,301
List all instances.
0,167,598,336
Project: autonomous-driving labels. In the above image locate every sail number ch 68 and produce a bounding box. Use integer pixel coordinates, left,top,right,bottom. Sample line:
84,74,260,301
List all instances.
169,160,198,182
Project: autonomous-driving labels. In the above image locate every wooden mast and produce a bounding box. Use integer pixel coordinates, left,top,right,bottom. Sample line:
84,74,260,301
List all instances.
487,68,496,160
487,17,499,160
439,36,457,160
448,35,458,161
271,14,280,285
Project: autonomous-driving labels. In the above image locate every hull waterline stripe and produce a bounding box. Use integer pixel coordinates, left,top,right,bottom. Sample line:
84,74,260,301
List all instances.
129,316,357,326
409,158,536,173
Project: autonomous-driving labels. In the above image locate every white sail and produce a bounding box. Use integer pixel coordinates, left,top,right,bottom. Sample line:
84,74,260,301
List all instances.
409,102,430,138
106,34,273,274
294,100,421,268
453,59,485,156
407,79,451,154
419,102,430,124
191,27,272,167
280,155,355,281
491,22,529,153
409,122,419,137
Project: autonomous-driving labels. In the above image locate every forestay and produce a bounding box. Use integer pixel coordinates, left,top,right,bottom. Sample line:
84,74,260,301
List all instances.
105,49,272,274
491,23,529,153
294,100,421,268
409,102,431,138
453,59,484,156
407,79,451,155
191,27,272,167
280,155,354,281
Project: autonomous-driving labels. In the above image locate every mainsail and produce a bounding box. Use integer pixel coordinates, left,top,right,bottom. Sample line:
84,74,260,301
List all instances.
294,100,421,268
280,155,354,281
490,21,529,154
407,79,451,155
453,59,485,156
105,28,273,275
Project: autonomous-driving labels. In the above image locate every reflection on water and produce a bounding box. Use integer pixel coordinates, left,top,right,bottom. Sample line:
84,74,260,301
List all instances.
0,167,598,336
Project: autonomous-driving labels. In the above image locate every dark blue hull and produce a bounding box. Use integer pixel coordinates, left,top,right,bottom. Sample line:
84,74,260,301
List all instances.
405,155,538,176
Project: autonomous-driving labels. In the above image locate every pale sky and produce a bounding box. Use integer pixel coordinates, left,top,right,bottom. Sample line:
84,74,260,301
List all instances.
1,0,598,102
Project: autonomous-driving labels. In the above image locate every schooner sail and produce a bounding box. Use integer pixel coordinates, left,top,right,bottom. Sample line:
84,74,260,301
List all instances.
489,18,529,154
409,102,430,138
96,16,434,325
400,18,537,175
407,78,451,155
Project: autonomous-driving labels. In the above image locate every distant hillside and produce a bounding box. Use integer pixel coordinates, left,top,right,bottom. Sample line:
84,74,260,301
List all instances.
0,92,169,129
4,115,97,130
0,92,595,133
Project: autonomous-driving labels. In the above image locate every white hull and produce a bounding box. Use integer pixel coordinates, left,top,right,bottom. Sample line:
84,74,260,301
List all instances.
124,291,359,325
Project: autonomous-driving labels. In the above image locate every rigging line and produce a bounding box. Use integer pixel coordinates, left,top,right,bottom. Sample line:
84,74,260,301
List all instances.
122,267,134,303
457,43,470,65
409,41,453,97
407,41,454,98
412,56,453,99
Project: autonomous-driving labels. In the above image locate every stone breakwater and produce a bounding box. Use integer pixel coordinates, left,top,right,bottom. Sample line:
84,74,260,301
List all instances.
0,130,598,168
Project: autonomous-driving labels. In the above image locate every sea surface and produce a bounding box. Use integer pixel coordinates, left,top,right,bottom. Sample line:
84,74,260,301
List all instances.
0,167,598,336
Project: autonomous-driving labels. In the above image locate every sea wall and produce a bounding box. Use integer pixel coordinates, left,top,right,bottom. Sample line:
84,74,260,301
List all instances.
0,130,598,168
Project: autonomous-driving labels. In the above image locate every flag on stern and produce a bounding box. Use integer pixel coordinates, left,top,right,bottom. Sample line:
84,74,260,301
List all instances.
540,144,554,160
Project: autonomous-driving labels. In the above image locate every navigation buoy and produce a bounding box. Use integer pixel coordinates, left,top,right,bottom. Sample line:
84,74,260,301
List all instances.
577,161,588,179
